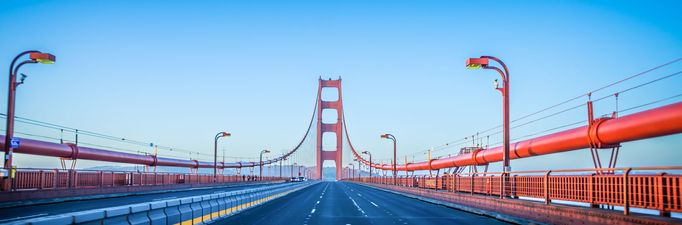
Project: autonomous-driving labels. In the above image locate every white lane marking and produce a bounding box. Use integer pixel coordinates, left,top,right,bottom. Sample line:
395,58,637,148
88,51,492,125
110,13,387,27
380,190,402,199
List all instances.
0,213,48,222
306,183,327,221
357,193,362,197
370,201,379,207
348,196,367,216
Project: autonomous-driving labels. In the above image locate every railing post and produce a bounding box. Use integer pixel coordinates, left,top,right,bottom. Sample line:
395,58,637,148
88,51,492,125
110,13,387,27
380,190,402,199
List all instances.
511,174,516,198
53,169,58,189
39,170,44,190
470,174,474,196
589,173,598,208
73,170,78,188
99,171,103,188
623,168,631,215
67,169,72,188
499,174,504,199
545,170,552,205
657,172,670,217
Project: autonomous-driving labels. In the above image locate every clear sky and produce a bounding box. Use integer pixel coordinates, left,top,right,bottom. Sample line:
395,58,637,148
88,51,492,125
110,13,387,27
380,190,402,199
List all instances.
0,0,681,171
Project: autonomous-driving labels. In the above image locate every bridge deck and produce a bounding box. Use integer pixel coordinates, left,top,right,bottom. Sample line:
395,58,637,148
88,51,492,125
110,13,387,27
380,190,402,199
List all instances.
217,181,511,225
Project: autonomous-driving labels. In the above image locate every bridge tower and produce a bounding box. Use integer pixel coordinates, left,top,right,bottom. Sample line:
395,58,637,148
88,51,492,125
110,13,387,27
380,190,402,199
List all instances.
316,78,343,180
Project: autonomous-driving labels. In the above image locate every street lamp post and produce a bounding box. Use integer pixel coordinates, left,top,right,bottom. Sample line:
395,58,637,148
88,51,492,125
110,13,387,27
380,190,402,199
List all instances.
214,132,231,182
3,51,56,191
291,162,296,178
279,157,283,178
348,163,354,179
362,151,372,179
466,56,511,196
259,149,270,180
380,134,397,185
354,158,361,178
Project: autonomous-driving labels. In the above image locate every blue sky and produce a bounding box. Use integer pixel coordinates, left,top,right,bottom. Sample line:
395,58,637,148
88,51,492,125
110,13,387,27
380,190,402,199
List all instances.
0,0,681,171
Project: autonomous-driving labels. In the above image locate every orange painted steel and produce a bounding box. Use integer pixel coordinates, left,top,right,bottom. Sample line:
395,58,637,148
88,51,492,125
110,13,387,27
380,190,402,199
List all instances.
351,101,682,171
8,168,282,191
316,78,344,180
347,166,682,216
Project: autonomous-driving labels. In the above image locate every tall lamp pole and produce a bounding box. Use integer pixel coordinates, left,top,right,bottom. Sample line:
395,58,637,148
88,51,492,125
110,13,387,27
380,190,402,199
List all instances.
465,56,510,172
214,132,231,182
362,151,372,179
279,157,283,178
466,56,511,196
380,134,397,185
259,149,270,180
348,163,355,179
3,51,56,191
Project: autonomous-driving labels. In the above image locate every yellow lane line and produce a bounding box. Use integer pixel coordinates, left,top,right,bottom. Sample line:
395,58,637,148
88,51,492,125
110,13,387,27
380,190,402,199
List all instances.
173,186,304,225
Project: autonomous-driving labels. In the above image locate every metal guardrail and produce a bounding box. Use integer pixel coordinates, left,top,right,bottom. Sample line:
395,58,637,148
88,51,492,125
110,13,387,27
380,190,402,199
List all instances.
5,168,284,192
4,181,316,225
347,166,682,216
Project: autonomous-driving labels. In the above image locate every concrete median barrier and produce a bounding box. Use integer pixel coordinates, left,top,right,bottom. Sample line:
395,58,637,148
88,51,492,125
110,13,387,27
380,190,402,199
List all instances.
7,182,316,225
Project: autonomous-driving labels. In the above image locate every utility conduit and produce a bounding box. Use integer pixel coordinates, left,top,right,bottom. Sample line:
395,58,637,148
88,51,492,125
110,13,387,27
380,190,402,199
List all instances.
349,101,682,171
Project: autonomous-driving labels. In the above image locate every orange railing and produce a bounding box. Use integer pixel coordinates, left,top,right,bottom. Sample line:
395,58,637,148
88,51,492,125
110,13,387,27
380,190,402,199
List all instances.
346,166,682,216
8,168,284,191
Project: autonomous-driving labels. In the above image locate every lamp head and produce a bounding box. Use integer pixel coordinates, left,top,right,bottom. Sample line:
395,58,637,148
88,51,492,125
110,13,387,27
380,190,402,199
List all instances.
494,79,499,89
222,132,231,137
466,57,488,70
380,134,389,139
362,151,369,154
29,52,56,64
263,150,270,153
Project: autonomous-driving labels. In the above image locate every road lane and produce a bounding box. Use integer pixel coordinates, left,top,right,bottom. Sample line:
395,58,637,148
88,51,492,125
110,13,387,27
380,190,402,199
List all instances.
340,182,509,225
215,181,327,225
216,181,511,225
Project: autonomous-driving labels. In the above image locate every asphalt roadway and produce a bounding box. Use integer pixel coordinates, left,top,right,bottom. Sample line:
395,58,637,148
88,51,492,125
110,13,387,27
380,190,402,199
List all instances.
217,181,510,225
0,182,279,223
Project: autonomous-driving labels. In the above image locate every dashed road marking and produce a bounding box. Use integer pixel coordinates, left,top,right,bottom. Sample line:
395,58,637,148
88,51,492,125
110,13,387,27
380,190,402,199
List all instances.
348,196,367,217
